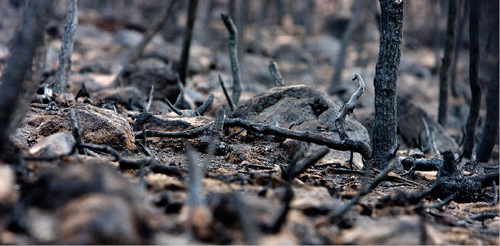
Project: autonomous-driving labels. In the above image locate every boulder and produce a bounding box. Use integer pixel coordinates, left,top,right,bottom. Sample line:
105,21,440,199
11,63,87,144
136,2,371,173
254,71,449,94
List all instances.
232,85,370,168
32,103,135,150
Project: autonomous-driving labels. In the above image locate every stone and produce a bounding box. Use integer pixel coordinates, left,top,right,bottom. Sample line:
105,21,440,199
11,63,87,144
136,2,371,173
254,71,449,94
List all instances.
18,161,161,244
28,132,75,157
118,64,180,103
0,165,17,204
232,85,370,168
397,97,460,154
33,103,135,150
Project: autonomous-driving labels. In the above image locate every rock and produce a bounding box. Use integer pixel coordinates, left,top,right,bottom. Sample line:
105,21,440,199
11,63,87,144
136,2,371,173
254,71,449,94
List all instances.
33,103,135,150
397,97,459,154
133,113,212,132
303,35,340,63
28,132,75,157
338,215,423,244
118,64,180,103
0,165,17,204
18,161,160,244
232,85,370,168
113,29,165,48
93,86,146,110
58,194,141,244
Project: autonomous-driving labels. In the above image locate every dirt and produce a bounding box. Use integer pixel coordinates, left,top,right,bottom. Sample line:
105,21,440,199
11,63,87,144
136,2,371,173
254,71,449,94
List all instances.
0,1,498,245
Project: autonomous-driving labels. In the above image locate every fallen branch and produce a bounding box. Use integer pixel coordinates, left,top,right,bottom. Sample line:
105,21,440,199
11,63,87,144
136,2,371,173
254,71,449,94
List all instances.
268,60,285,87
225,118,372,159
221,14,242,106
135,122,214,139
335,74,366,141
282,147,329,182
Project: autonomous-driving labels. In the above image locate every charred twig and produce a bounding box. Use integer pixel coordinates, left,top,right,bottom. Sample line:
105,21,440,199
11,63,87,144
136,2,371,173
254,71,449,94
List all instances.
224,118,372,159
178,0,199,84
231,192,260,244
135,122,214,139
126,0,179,64
327,148,397,222
335,74,365,141
493,181,498,205
221,14,242,106
75,83,90,101
186,148,207,206
51,0,77,94
164,98,183,116
150,165,187,176
219,74,235,112
267,183,293,234
282,147,329,182
431,132,441,158
268,60,285,87
469,213,499,221
70,109,85,154
145,85,154,112
401,157,442,172
425,192,457,209
227,128,245,139
328,167,366,176
194,94,214,116
174,75,186,108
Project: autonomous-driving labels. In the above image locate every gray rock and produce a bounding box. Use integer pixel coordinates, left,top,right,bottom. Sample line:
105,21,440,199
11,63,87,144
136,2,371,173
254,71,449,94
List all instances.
233,85,370,168
28,132,75,157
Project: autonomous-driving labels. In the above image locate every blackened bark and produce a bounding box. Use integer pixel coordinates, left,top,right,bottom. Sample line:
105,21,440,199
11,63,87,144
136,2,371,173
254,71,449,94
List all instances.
178,0,198,85
462,0,481,159
372,0,404,170
0,0,53,156
304,0,315,35
51,0,78,94
450,0,469,98
438,0,458,126
476,64,499,162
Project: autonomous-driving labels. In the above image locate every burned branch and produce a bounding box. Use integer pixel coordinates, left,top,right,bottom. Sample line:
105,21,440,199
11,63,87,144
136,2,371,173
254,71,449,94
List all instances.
194,94,214,116
164,98,183,116
224,118,372,159
145,85,154,112
135,122,214,139
221,14,242,106
126,0,179,65
268,60,285,87
335,74,366,141
326,145,398,222
218,74,236,112
178,0,199,85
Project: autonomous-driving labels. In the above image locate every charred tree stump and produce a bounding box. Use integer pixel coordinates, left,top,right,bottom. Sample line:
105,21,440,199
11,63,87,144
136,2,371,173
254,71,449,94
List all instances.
372,0,404,170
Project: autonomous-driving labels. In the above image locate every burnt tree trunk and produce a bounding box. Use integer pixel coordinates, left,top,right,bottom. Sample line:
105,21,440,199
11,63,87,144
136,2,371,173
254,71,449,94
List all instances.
450,0,469,98
51,0,78,94
0,0,53,157
476,63,499,162
372,0,404,170
438,0,458,126
462,0,481,159
178,0,199,85
476,0,499,163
